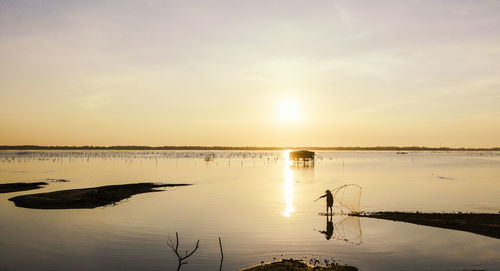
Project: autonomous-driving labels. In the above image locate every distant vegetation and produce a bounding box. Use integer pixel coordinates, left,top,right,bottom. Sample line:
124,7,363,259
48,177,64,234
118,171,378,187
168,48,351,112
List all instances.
1,145,499,151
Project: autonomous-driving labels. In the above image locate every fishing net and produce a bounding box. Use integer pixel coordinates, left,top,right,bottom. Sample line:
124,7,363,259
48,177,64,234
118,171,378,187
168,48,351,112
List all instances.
333,184,362,214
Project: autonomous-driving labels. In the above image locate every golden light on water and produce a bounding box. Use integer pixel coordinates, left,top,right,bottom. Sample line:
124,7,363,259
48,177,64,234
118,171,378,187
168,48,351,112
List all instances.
283,150,295,217
278,99,300,123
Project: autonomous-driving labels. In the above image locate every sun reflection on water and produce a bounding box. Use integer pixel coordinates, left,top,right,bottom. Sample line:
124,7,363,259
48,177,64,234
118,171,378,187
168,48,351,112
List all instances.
283,150,295,217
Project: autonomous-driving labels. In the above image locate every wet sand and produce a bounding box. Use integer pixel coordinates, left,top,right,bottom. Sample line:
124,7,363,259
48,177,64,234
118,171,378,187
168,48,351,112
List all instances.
355,212,500,239
0,182,48,193
241,259,357,271
9,183,191,209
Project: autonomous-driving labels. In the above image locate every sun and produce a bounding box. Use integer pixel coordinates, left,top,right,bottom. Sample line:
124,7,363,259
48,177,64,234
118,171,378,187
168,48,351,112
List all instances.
278,99,301,123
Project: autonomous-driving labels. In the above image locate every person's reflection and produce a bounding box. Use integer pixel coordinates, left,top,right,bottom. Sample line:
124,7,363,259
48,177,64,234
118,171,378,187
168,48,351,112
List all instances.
318,214,334,240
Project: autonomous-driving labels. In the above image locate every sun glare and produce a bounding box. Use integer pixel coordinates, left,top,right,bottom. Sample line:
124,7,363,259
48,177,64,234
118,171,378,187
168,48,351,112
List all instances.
278,99,300,123
283,150,295,217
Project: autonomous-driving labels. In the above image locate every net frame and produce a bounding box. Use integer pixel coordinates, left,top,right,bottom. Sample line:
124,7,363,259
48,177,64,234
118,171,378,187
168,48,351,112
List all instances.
331,184,362,214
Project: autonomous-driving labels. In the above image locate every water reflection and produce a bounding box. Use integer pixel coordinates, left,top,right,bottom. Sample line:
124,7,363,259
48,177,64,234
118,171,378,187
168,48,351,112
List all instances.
291,163,315,181
1,151,499,270
282,151,295,217
318,214,334,240
316,215,363,244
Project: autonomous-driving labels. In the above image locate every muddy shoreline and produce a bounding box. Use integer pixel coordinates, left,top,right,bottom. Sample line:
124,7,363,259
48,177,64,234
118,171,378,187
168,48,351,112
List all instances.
241,259,357,271
354,212,500,239
0,182,48,193
9,183,191,209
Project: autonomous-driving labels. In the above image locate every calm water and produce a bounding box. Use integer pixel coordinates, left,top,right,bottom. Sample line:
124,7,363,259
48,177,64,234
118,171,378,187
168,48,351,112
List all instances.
0,151,499,270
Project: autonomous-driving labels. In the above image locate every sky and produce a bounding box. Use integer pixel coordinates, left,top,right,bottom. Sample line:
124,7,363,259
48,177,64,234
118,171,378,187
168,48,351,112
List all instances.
1,0,499,147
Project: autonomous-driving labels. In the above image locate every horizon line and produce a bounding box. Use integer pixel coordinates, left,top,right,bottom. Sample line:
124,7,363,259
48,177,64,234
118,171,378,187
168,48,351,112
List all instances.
0,145,499,151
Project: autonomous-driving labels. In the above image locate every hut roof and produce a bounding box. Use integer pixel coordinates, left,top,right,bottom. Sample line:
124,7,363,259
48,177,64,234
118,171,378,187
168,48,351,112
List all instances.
289,150,315,159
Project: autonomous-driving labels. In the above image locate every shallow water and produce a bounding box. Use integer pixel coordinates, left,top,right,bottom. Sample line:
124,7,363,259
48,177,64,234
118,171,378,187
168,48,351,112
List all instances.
0,150,499,270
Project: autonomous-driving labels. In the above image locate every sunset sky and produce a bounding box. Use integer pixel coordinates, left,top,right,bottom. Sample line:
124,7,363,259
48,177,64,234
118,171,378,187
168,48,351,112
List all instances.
1,0,499,147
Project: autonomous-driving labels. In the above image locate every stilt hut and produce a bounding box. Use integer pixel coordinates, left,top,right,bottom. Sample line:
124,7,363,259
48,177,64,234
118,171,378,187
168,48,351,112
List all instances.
289,150,315,166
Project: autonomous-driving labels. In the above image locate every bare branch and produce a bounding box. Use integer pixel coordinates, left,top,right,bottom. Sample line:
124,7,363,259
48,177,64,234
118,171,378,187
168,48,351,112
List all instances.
219,237,224,271
166,232,200,271
175,232,179,252
181,240,199,260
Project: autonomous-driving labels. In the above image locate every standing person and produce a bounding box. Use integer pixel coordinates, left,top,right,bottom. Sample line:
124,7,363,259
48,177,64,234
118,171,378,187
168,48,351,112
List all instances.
318,189,334,215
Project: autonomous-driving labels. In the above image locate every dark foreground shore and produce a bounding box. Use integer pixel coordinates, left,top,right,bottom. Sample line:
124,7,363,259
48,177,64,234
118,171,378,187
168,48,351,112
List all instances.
241,259,357,271
355,212,500,239
0,182,48,193
9,183,191,209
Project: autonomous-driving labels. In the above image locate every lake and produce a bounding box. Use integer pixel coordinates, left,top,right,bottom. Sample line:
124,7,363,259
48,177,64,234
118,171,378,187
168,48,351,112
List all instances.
1,150,499,270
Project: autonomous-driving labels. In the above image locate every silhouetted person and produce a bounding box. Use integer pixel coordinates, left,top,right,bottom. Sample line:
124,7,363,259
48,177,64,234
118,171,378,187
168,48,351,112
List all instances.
319,214,334,240
319,189,334,215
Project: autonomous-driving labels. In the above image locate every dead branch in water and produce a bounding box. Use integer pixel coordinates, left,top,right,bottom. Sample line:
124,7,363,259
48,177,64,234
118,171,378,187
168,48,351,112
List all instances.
167,232,200,271
219,237,224,271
